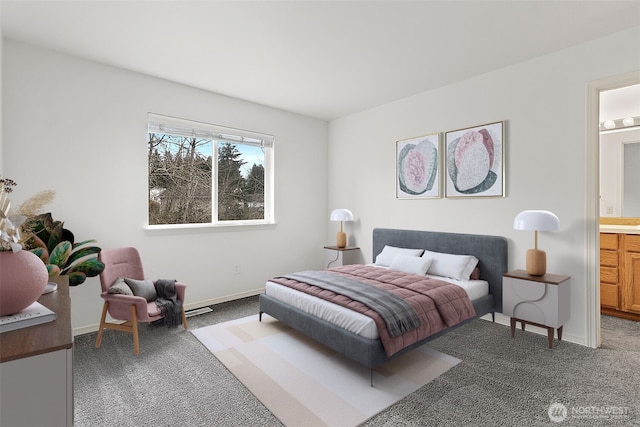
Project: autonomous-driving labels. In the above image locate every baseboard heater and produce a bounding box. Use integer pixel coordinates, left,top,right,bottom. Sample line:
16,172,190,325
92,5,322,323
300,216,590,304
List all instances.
185,307,213,318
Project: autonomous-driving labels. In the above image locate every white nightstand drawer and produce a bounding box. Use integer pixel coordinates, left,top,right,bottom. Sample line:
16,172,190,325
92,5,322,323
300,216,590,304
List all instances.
503,276,570,328
508,278,546,301
510,301,547,325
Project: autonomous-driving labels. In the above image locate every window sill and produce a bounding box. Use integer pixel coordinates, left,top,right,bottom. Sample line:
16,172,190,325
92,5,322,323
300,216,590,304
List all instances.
144,221,277,235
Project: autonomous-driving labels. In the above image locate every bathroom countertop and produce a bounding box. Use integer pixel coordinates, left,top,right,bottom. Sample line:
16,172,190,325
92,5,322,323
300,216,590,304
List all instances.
600,224,640,235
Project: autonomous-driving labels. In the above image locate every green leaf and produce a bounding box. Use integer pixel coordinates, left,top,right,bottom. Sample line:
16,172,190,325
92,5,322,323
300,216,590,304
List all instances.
25,214,49,237
49,241,72,267
47,222,64,254
26,235,49,262
71,239,98,249
29,247,47,262
67,271,87,286
65,258,105,278
47,264,61,278
66,244,101,266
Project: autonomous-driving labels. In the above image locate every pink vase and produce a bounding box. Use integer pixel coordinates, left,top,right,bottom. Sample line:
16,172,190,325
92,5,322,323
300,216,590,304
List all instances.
0,250,49,316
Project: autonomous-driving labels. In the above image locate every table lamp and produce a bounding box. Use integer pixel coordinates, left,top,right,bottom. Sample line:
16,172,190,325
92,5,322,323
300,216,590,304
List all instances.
513,210,560,276
330,209,353,248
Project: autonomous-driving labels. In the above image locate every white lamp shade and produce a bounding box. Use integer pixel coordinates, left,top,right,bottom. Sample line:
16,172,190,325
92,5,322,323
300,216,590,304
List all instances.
330,209,353,222
513,210,560,231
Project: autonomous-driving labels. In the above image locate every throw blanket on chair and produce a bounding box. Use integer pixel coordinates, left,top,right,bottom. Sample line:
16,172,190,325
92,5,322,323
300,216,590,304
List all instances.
154,279,182,328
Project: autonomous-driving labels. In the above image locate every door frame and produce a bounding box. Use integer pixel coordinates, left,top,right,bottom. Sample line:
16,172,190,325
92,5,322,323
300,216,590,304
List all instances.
586,71,640,348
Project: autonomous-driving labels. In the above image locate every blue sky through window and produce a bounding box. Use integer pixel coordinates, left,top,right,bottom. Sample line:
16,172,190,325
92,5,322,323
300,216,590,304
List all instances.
151,132,263,178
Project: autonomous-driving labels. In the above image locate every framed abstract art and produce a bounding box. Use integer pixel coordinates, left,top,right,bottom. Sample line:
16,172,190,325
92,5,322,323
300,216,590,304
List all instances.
396,133,440,199
444,121,505,198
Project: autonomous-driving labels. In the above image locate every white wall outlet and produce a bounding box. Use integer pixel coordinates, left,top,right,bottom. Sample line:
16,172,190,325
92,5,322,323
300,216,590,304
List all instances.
233,264,241,274
606,206,613,214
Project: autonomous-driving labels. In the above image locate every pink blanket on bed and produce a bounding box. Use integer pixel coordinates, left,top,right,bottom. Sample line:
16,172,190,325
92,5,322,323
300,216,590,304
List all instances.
269,265,476,357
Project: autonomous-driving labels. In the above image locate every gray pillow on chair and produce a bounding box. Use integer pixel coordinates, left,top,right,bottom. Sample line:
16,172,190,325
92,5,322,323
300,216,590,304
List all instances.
107,277,134,296
124,278,157,302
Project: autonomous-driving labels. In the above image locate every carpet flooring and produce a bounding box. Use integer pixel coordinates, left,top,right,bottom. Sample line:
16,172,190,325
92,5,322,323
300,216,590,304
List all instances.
73,296,640,426
192,314,460,426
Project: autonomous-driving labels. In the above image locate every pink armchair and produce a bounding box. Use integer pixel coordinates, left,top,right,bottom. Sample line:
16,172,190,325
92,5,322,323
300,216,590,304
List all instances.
96,247,187,355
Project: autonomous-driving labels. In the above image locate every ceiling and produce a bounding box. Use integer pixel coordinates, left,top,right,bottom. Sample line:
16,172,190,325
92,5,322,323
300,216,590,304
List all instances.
1,0,639,121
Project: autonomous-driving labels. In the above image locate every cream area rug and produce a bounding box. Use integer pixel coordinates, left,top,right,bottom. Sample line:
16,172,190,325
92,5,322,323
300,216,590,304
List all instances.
192,314,460,427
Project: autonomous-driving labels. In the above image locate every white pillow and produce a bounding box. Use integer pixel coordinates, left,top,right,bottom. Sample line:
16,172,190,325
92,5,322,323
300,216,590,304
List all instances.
390,255,433,275
422,250,479,280
375,245,424,267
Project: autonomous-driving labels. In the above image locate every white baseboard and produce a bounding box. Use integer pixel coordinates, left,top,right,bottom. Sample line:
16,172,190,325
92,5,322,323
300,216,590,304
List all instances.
481,313,586,347
73,287,265,336
75,292,586,347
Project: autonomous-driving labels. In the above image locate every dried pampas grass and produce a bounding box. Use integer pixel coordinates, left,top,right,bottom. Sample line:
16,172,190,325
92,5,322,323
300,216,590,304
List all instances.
16,190,57,216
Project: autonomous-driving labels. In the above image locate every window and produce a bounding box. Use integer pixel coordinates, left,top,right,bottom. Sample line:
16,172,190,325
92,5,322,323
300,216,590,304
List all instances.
147,113,274,227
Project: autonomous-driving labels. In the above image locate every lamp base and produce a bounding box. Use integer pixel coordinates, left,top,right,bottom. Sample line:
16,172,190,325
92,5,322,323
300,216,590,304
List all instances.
336,232,347,248
526,248,547,276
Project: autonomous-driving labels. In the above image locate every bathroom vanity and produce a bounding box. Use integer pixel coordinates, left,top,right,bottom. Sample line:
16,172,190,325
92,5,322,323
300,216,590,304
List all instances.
600,219,640,321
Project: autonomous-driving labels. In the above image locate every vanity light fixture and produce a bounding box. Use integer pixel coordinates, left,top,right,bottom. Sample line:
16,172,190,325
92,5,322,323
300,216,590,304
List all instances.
600,116,640,132
513,210,560,276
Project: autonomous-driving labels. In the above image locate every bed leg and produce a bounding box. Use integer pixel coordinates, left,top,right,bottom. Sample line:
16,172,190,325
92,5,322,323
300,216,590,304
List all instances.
492,311,495,323
370,369,374,387
259,311,263,322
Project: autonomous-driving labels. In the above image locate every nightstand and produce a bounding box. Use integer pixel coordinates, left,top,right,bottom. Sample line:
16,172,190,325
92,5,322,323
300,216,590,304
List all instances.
324,246,360,268
503,270,571,349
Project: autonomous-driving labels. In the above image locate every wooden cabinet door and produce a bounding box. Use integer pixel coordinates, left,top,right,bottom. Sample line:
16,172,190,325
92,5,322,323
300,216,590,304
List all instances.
600,283,619,308
623,251,640,313
600,233,619,250
600,233,620,309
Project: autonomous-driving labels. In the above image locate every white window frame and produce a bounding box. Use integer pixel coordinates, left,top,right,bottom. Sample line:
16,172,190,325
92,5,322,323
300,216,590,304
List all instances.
146,113,275,229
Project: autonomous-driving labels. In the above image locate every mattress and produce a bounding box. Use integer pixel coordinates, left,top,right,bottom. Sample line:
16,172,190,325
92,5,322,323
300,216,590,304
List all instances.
264,269,488,340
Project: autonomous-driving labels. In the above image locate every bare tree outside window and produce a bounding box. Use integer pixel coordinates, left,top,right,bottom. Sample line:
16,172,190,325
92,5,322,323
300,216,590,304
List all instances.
147,118,271,226
148,133,212,224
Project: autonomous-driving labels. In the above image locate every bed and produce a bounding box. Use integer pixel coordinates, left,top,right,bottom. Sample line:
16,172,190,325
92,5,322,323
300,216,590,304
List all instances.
259,228,508,372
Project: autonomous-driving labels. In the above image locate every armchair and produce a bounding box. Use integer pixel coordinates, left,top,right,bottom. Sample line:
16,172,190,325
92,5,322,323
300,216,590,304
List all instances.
96,247,187,355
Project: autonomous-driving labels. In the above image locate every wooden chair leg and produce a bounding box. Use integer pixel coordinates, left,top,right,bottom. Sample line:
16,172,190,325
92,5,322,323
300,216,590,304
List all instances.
131,305,139,355
96,302,109,348
182,307,188,330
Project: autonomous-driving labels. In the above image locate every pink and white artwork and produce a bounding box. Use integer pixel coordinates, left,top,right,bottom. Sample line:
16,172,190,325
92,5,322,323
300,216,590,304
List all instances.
396,133,440,199
445,121,504,198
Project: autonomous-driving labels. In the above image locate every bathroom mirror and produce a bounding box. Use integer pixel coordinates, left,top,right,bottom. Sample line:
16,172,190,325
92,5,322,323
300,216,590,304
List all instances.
623,142,640,217
600,127,640,218
600,83,640,219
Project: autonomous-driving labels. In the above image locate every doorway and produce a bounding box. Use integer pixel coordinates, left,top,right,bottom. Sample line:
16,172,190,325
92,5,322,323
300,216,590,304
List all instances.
588,72,640,348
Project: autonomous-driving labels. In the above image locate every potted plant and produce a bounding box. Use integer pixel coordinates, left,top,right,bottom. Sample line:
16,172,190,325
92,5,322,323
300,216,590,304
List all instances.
21,213,105,286
0,178,105,315
0,178,50,315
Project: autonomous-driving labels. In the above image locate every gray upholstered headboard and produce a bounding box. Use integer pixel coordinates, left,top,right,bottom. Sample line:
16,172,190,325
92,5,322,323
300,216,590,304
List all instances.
372,228,508,312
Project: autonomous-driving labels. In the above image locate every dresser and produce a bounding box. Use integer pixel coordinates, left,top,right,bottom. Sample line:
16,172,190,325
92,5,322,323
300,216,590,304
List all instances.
0,276,73,426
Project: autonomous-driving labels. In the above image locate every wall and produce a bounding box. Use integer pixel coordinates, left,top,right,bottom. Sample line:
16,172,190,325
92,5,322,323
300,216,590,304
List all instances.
328,26,640,346
2,40,329,332
600,128,640,217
